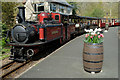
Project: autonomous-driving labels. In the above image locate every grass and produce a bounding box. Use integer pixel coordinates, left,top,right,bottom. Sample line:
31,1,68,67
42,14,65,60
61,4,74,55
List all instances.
0,38,11,60
2,48,10,53
0,48,11,60
0,40,11,60
0,54,10,60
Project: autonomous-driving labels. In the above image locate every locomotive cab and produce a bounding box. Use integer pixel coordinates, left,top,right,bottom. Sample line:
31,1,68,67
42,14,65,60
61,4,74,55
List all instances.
38,12,61,24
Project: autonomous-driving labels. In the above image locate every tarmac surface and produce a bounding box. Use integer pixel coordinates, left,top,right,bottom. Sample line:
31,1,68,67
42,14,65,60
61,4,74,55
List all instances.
18,27,118,78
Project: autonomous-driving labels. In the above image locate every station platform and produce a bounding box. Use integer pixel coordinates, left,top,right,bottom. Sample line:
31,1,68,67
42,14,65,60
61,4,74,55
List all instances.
18,27,118,78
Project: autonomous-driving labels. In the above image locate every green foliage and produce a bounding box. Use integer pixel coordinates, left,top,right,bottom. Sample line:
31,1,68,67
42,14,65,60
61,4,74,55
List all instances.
84,33,104,43
2,37,6,47
1,23,10,48
91,8,104,17
68,2,118,18
68,2,78,15
2,2,18,29
0,36,1,53
0,22,2,37
2,2,18,48
1,23,7,47
0,54,10,60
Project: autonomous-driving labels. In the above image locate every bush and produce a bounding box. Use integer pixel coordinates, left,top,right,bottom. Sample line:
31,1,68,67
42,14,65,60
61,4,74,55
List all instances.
1,23,9,48
2,37,6,48
1,2,18,48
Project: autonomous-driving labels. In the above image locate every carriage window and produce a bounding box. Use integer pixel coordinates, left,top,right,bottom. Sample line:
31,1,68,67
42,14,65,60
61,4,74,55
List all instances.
35,3,44,12
69,19,72,22
50,4,52,11
102,20,105,23
55,15,59,20
50,3,56,12
115,20,118,22
59,6,64,13
38,6,44,11
67,7,71,14
53,4,56,12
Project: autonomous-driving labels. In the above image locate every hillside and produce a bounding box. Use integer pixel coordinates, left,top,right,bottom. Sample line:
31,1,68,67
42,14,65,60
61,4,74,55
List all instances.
67,2,119,18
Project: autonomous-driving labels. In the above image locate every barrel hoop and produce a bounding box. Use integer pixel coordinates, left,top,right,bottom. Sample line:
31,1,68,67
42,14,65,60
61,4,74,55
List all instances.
85,42,103,45
86,45,103,48
84,66,101,70
83,59,103,63
84,69,101,73
83,52,103,55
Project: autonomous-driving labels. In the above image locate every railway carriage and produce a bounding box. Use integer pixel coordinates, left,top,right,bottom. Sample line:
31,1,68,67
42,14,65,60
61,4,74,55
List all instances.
99,18,106,28
112,19,120,26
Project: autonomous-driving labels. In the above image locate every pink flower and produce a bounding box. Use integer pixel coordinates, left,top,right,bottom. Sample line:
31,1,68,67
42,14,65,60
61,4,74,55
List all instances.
98,35,101,38
85,34,89,38
90,36,93,38
85,34,88,38
100,34,104,38
87,34,89,36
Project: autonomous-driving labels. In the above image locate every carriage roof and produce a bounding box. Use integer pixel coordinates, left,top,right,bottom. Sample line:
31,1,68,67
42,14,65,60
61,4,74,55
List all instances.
69,15,116,20
46,0,73,8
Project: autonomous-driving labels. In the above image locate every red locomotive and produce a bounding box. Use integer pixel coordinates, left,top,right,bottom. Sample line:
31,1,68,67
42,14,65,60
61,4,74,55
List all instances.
5,6,77,61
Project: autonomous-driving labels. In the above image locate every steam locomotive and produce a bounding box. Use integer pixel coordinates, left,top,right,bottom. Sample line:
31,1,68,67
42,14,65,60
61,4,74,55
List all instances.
5,6,77,61
5,4,120,61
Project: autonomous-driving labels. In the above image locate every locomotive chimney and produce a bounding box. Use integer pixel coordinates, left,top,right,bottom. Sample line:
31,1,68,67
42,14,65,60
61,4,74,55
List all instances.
18,6,25,23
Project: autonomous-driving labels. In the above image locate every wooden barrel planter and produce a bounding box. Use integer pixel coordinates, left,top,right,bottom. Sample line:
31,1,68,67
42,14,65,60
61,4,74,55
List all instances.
83,42,104,73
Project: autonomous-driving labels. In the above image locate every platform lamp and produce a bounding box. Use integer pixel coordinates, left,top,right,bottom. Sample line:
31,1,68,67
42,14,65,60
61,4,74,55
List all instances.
105,13,109,31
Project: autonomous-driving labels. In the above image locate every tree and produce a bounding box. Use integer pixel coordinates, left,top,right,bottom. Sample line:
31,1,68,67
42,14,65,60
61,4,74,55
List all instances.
2,2,18,30
91,8,104,17
67,2,118,18
68,2,78,15
2,2,18,47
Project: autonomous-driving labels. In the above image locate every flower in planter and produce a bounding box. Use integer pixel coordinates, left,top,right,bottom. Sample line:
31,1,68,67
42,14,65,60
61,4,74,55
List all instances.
90,36,93,38
84,28,104,43
83,28,104,73
85,34,88,38
100,34,104,38
98,35,101,38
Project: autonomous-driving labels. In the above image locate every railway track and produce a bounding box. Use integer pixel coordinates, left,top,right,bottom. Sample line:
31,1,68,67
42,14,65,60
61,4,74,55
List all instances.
0,59,32,78
0,42,60,79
